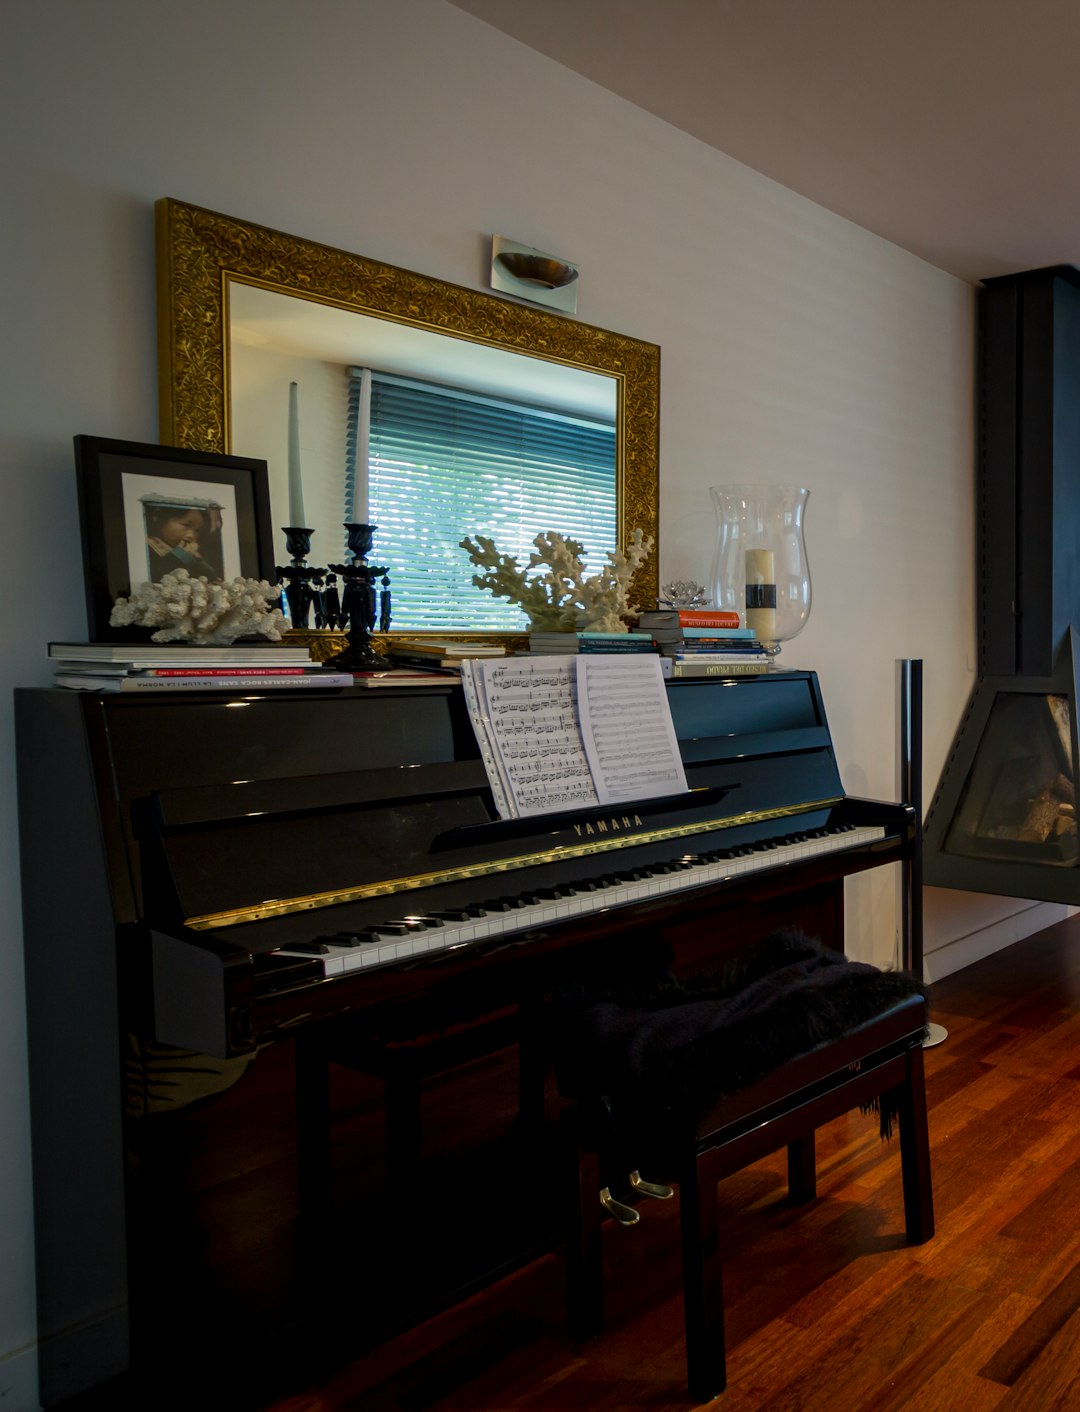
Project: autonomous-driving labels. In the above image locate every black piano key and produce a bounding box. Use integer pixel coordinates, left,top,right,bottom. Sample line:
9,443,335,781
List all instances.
284,940,331,955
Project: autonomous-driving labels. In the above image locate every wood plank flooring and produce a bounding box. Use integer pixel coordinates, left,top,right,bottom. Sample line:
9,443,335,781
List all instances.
257,915,1080,1411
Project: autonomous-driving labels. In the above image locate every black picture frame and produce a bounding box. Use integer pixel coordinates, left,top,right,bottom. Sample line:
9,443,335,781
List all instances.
74,435,275,642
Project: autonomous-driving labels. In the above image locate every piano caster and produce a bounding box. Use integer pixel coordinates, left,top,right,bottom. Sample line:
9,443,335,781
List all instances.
600,1186,640,1225
629,1170,674,1200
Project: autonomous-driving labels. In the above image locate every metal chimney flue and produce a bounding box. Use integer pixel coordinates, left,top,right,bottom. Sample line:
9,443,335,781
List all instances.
925,266,1080,901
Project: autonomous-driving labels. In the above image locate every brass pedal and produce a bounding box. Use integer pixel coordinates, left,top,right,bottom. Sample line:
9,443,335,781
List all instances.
600,1186,640,1225
629,1170,674,1200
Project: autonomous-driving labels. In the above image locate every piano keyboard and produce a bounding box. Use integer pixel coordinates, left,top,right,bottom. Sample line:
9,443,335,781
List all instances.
274,822,887,978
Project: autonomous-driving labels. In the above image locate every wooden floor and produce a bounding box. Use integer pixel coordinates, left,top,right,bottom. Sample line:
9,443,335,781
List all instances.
253,915,1080,1412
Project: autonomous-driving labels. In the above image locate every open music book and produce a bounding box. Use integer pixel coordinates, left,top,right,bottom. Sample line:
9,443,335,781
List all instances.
459,654,689,820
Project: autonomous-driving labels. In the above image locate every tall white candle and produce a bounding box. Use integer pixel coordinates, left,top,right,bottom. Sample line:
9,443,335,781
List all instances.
745,547,777,643
287,381,306,526
346,365,372,525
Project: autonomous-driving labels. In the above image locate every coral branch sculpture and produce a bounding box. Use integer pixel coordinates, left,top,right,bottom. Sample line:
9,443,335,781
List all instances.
459,528,654,632
109,569,287,644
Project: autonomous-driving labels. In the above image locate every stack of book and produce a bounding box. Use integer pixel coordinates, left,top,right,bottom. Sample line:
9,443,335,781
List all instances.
637,607,742,642
386,638,507,673
635,609,771,677
48,641,355,691
665,651,771,679
526,630,658,654
667,629,771,677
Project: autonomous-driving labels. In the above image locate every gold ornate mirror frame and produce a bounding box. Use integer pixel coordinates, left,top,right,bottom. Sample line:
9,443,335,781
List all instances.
155,197,660,644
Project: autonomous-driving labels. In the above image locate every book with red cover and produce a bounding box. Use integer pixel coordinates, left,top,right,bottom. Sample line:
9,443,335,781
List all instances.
148,666,310,676
672,610,740,627
639,608,741,629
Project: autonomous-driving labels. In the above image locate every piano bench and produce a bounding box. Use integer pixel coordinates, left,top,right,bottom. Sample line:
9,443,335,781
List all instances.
559,956,933,1403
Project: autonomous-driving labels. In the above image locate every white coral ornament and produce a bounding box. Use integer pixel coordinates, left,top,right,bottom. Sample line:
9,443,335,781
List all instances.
460,528,654,632
109,569,287,644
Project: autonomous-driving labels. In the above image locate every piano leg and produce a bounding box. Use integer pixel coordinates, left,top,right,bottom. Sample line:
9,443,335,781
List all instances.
295,1029,333,1246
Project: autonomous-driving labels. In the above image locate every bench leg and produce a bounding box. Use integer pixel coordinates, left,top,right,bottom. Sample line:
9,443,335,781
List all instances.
679,1157,727,1401
896,1043,935,1244
567,1145,605,1340
787,1133,817,1204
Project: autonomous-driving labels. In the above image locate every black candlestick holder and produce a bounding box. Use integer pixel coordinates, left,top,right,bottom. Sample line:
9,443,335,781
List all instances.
323,523,392,670
276,527,326,631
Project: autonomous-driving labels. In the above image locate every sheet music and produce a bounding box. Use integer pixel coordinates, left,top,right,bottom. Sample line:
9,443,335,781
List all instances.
461,653,688,820
460,657,598,818
576,655,689,804
458,661,514,819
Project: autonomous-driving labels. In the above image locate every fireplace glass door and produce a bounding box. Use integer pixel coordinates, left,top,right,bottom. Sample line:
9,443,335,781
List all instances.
944,692,1078,866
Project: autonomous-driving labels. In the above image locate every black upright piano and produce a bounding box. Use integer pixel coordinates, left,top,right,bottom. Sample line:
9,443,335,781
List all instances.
16,671,914,1406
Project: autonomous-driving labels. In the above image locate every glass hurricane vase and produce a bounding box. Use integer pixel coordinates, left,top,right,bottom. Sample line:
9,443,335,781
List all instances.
708,485,811,654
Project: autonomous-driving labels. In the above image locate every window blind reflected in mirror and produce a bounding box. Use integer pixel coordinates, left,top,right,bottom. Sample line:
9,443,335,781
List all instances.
348,369,617,631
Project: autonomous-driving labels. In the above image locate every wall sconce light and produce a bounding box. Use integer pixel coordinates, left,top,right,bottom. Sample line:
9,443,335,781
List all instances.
491,235,579,314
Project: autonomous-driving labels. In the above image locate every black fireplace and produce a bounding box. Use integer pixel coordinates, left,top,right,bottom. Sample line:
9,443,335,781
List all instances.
924,266,1080,901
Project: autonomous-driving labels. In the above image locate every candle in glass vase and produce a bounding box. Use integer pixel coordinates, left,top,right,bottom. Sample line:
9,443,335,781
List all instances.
745,547,777,643
287,381,306,527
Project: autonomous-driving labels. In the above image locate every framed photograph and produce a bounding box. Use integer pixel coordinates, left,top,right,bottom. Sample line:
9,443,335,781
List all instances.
74,435,275,641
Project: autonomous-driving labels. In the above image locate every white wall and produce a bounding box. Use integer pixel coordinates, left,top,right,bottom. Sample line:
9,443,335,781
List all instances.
231,347,352,563
0,0,1025,1404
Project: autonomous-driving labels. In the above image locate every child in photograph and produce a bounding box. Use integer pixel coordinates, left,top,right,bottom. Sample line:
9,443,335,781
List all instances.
142,494,226,582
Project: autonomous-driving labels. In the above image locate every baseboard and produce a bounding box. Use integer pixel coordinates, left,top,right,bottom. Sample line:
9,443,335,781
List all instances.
0,1339,41,1412
35,1303,129,1409
924,901,1078,982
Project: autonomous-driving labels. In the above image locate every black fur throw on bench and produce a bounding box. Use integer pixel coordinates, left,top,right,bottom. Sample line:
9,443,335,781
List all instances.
551,930,928,1143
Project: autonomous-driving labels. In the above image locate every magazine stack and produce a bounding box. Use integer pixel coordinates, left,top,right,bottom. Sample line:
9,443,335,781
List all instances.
48,641,355,691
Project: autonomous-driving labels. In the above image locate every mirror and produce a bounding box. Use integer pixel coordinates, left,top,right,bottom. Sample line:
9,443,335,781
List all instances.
156,198,659,639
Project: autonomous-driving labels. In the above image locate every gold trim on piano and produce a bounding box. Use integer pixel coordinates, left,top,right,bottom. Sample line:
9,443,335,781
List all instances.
184,797,845,932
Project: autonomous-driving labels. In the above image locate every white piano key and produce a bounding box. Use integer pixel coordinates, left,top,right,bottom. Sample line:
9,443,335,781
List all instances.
273,825,887,977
